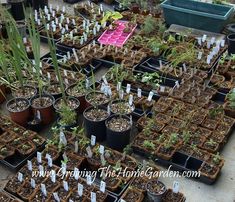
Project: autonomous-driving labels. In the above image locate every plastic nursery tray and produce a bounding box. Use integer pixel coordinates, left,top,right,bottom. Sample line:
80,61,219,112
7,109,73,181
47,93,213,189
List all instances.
0,143,46,171
0,189,23,202
98,20,137,47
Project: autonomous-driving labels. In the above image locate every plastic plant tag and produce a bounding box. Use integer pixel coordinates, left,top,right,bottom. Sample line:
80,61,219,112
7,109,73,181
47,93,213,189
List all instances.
62,6,65,13
91,192,96,202
126,84,131,94
72,48,79,62
129,94,133,106
41,184,47,196
100,181,106,193
117,82,121,91
130,115,133,125
160,86,165,92
27,160,32,171
197,37,202,46
74,168,79,180
63,181,69,191
137,88,142,98
120,200,126,202
31,178,36,188
202,34,207,42
86,146,93,158
183,63,187,72
99,145,105,155
173,181,179,193
60,130,67,146
221,40,225,47
147,91,154,102
23,37,27,44
206,56,211,64
39,165,44,177
207,41,210,49
18,172,23,182
102,75,108,85
119,89,124,99
72,19,76,25
91,135,96,146
86,175,92,185
78,183,83,196
198,52,203,60
100,4,103,11
37,152,42,163
51,170,56,183
210,37,215,45
53,192,60,202
75,141,78,153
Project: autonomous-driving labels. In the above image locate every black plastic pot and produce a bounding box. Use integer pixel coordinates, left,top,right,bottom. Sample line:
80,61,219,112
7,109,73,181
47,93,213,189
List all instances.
53,96,80,112
8,0,25,21
146,180,166,202
227,34,235,55
105,114,132,151
32,0,48,10
186,157,203,171
83,106,110,142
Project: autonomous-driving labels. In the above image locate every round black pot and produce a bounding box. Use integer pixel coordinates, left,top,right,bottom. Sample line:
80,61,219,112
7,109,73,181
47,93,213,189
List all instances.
83,106,110,142
105,114,132,151
8,0,25,21
32,0,48,10
146,180,166,202
227,34,235,55
27,118,42,132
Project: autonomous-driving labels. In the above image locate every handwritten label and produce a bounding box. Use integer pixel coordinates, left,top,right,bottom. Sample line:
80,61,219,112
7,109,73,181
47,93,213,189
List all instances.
18,172,23,182
41,184,47,196
31,178,36,188
86,146,93,158
63,181,69,191
78,183,83,196
100,181,106,193
147,91,154,102
53,192,60,202
99,145,105,155
91,135,96,146
91,192,96,202
137,88,142,98
27,160,32,171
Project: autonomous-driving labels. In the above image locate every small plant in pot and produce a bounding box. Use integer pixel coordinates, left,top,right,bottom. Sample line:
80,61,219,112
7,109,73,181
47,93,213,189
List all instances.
223,89,235,118
109,99,135,116
146,180,167,202
57,101,78,131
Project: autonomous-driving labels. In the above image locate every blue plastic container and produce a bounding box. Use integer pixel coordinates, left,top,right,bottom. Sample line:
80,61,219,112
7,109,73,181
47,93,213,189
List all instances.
161,0,235,33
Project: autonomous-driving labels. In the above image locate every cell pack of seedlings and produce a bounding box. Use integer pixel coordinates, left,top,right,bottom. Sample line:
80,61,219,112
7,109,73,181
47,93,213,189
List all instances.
0,0,235,201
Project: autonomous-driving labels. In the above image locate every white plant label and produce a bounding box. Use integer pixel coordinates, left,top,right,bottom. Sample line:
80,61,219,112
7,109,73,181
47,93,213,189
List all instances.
160,86,165,92
74,168,79,180
197,37,202,46
51,170,56,183
53,192,60,202
39,165,44,177
31,178,36,188
99,145,105,155
62,6,65,13
72,48,79,62
119,89,124,99
102,75,108,85
129,94,133,106
60,130,67,146
126,84,131,94
78,183,83,196
91,192,96,202
173,181,179,193
159,60,163,68
18,172,23,182
86,146,93,158
63,181,69,191
41,184,47,196
117,82,121,91
27,160,32,171
147,91,154,102
100,181,106,193
183,63,187,72
91,135,96,146
75,141,78,153
62,152,68,162
86,175,92,185
175,81,180,88
221,40,225,47
210,37,215,45
137,88,142,98
120,200,126,202
202,34,207,42
198,52,203,60
207,41,210,49
37,152,42,163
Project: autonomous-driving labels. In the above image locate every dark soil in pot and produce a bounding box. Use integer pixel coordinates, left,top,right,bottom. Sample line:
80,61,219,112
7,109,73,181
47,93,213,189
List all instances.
106,114,132,151
85,91,110,107
6,97,31,127
83,106,109,141
12,85,37,100
53,96,80,112
109,99,135,115
43,83,63,100
146,180,166,202
30,94,55,125
66,84,87,112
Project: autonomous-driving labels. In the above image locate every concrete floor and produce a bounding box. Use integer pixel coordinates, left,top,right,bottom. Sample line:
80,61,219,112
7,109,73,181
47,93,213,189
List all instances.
0,0,235,202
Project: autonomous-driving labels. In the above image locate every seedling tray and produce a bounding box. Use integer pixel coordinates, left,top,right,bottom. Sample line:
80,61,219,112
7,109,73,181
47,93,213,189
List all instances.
0,143,46,171
98,20,136,47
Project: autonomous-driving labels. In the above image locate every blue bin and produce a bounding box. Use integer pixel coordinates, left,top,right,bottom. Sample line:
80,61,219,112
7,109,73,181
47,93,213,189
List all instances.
161,0,235,33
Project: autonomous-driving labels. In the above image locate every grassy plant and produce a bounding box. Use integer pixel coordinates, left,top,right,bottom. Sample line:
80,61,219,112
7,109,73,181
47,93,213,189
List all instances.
59,103,77,126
